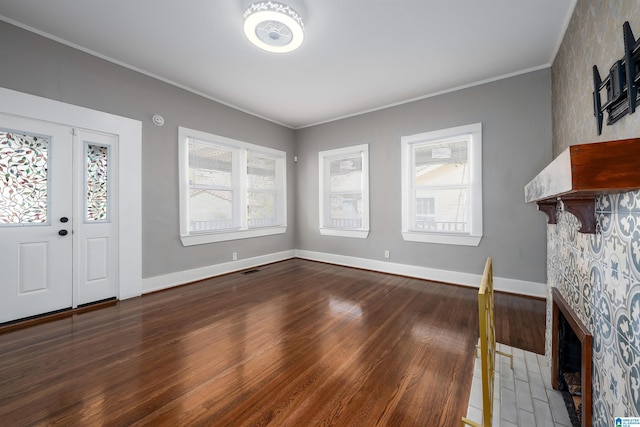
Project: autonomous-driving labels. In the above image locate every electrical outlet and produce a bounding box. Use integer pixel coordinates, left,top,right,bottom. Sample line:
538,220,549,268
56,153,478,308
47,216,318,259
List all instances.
232,252,238,261
384,250,390,259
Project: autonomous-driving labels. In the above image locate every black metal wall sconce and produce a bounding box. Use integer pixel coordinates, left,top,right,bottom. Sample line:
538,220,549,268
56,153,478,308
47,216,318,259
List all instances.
593,21,640,135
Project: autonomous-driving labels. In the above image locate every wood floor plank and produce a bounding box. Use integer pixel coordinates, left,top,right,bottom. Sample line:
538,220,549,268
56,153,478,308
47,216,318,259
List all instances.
0,259,545,426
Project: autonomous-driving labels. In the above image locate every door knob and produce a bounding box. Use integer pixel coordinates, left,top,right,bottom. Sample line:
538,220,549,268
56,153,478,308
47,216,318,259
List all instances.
60,217,69,223
58,230,68,236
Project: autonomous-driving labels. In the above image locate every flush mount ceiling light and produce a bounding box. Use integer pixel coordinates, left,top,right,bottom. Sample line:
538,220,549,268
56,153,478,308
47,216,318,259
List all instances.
243,1,304,53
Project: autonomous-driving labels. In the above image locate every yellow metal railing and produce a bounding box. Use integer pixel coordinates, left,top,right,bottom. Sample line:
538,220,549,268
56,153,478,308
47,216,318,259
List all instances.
461,257,512,427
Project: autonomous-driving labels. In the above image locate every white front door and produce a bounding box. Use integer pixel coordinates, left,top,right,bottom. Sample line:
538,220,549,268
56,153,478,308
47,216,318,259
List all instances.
0,115,74,322
0,115,118,323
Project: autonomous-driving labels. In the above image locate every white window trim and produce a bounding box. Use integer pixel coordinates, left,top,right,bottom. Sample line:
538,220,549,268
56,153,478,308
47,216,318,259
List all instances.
178,127,286,246
401,123,482,246
318,144,370,239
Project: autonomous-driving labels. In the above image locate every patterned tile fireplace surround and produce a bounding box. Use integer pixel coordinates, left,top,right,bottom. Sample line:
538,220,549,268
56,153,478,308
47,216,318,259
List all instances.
546,190,640,425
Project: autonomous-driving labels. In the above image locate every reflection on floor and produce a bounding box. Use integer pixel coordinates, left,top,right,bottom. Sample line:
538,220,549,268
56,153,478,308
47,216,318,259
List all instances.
466,343,572,427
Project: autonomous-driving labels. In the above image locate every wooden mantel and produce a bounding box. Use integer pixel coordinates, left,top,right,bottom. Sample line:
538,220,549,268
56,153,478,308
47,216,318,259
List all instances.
525,137,640,233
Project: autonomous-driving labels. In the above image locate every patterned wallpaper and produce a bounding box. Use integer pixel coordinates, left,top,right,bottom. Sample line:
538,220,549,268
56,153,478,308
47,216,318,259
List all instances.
552,0,640,156
549,1,640,424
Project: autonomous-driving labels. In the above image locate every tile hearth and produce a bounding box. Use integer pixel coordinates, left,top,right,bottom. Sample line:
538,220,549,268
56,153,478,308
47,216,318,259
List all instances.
466,343,572,427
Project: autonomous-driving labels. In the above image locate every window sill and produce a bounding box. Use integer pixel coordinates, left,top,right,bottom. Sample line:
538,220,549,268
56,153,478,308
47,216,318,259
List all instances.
319,228,370,239
180,226,287,246
402,231,482,246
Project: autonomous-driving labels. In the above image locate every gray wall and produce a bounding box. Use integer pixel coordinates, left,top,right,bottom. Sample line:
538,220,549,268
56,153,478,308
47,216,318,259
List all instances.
0,21,297,279
0,20,552,285
295,70,553,283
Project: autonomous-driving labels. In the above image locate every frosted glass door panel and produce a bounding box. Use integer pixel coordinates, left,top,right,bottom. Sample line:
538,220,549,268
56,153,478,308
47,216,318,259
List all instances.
85,144,109,222
0,130,49,225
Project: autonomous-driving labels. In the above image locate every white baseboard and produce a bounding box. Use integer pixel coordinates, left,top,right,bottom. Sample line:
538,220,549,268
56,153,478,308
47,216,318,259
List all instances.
142,250,296,294
142,249,546,298
295,250,547,298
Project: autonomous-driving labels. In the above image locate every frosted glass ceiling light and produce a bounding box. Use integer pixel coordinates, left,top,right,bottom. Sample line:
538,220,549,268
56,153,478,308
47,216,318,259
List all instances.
243,1,304,53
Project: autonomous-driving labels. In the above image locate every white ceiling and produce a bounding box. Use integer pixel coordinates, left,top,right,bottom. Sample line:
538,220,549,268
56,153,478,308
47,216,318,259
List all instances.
0,0,576,129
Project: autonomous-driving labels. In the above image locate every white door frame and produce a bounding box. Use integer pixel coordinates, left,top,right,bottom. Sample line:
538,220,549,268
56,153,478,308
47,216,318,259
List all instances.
0,87,142,300
74,129,119,306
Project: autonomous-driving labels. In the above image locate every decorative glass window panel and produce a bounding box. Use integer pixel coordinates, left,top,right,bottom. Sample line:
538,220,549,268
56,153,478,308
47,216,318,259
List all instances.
318,144,369,238
85,144,109,222
0,130,49,225
247,153,279,228
401,123,482,246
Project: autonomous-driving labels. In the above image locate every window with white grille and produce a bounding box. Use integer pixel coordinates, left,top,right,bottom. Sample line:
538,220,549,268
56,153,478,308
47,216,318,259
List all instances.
318,144,369,238
179,127,286,246
247,152,280,228
401,123,482,246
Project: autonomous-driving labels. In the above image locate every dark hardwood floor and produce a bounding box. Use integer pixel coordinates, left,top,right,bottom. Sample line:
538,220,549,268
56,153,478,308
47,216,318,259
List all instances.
0,259,545,426
495,291,546,354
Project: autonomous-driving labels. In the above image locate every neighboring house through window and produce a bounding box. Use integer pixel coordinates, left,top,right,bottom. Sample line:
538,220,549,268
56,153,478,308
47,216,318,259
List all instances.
318,144,369,238
178,127,286,246
401,123,482,246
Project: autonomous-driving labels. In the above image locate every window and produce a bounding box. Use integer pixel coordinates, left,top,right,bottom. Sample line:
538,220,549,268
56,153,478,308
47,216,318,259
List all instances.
318,144,369,238
178,127,286,246
416,196,435,226
85,143,110,222
401,123,482,246
0,130,49,225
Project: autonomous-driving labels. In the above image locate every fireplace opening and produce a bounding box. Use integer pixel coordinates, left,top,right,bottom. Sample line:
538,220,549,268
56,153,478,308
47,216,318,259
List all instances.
551,288,592,427
558,311,582,426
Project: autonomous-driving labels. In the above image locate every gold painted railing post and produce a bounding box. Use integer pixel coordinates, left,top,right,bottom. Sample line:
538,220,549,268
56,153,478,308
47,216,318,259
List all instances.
461,257,512,427
461,417,482,427
479,257,494,426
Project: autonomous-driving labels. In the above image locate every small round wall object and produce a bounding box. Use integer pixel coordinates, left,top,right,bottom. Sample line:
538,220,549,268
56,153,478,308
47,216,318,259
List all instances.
152,114,165,126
